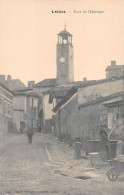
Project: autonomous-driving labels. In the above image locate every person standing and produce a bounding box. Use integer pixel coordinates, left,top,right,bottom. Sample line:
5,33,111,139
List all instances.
27,128,34,144
99,124,110,161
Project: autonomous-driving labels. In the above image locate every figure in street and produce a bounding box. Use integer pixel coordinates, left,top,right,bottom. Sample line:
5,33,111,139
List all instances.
27,128,34,144
99,124,110,161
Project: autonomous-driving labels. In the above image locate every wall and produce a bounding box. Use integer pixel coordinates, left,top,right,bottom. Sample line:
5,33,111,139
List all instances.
0,85,13,134
78,103,108,140
78,79,124,104
0,113,13,134
54,94,78,140
13,110,26,132
13,95,26,111
54,95,108,141
13,95,27,132
107,103,124,140
43,94,55,120
26,96,38,114
26,96,39,130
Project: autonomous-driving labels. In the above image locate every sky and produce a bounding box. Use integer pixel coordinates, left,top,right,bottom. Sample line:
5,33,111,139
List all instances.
0,0,124,85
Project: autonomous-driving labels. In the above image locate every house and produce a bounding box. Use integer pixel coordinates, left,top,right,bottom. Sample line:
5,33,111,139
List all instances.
103,93,124,140
13,87,32,133
106,61,124,79
0,75,26,91
26,91,40,132
41,85,74,132
78,91,124,141
0,82,13,134
52,77,124,142
13,78,42,133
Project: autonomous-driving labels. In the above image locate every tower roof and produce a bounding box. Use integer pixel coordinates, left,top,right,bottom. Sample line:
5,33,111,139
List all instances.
58,26,72,37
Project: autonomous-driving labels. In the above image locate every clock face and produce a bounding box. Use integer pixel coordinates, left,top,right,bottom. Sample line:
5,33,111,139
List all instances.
60,57,65,63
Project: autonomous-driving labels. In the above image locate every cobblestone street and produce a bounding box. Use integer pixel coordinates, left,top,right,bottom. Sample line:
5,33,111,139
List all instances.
0,133,124,195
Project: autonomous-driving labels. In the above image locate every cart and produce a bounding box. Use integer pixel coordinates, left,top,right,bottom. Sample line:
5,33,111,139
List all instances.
107,155,124,181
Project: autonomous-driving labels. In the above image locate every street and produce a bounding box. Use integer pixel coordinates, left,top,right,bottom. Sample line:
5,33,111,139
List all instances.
0,133,124,195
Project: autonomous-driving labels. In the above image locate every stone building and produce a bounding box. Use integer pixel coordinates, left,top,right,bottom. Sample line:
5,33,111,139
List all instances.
53,90,124,142
0,82,13,134
103,93,124,140
53,77,124,141
78,91,124,141
106,61,124,79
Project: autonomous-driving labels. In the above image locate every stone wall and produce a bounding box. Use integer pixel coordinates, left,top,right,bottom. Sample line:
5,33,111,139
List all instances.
78,79,123,105
54,95,108,142
54,94,78,140
78,103,108,140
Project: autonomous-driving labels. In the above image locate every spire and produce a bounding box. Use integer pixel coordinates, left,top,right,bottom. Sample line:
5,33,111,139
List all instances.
64,22,66,31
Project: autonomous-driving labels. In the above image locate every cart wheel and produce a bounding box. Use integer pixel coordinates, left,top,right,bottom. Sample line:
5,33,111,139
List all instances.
107,166,118,181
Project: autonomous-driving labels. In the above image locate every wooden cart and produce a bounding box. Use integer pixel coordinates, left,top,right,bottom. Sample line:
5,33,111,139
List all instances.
107,156,124,181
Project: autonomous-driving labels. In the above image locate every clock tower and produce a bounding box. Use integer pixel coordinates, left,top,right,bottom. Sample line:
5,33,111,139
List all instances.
57,26,74,85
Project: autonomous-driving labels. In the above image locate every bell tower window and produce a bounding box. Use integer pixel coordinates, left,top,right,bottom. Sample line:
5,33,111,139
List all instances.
57,25,72,46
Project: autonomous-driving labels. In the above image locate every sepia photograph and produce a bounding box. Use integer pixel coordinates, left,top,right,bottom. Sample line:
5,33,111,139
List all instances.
0,0,124,194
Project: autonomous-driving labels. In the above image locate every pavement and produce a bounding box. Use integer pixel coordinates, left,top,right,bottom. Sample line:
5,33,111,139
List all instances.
0,133,124,195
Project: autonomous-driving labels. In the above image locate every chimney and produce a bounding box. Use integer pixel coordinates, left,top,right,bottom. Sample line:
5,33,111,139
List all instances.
83,77,87,81
7,75,11,81
0,75,6,84
28,81,35,88
111,61,116,67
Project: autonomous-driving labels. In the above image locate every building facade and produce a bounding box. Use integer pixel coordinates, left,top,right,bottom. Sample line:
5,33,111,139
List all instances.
42,85,73,133
0,82,13,134
104,94,124,140
26,92,40,131
13,87,40,133
53,77,124,142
